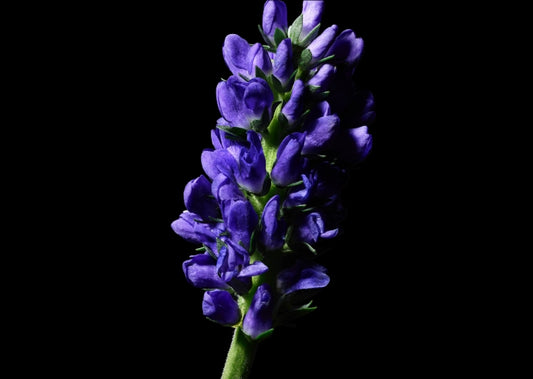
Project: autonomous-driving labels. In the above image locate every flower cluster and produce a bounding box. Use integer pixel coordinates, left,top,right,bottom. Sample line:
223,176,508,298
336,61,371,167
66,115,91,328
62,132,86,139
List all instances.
172,0,374,340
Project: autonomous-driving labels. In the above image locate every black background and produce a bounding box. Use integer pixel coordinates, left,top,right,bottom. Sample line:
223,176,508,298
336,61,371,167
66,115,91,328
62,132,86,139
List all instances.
47,1,495,377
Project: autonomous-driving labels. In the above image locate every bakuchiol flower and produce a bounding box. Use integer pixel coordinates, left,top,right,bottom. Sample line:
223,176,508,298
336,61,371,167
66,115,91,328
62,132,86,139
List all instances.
277,260,330,300
223,34,273,80
271,132,306,187
292,210,339,247
170,211,221,253
272,38,294,89
281,79,306,127
261,0,288,46
183,175,219,220
203,290,241,326
307,24,338,66
326,29,364,67
201,130,268,195
258,195,287,252
334,125,373,165
216,75,274,130
220,198,258,249
242,283,275,340
307,63,335,92
182,253,230,290
301,0,324,42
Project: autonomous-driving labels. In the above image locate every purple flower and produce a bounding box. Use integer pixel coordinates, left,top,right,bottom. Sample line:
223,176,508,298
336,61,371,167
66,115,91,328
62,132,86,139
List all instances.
277,260,330,296
258,195,287,252
242,283,275,340
223,34,272,80
211,173,245,203
271,132,306,187
301,1,324,39
307,24,338,65
301,114,340,155
203,290,241,326
335,125,373,165
326,29,364,67
220,199,258,249
183,175,219,220
182,253,230,290
202,131,267,194
235,131,268,194
272,38,294,88
216,75,273,130
216,238,250,282
262,0,288,46
281,79,306,127
293,211,338,246
307,63,335,91
170,211,218,246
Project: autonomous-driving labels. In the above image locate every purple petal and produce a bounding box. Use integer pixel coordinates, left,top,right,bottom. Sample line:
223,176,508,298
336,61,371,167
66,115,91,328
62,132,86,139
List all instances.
326,29,364,66
336,126,373,164
301,1,324,37
302,114,340,155
183,175,218,220
171,211,215,245
242,283,274,340
273,38,294,87
202,290,241,325
216,77,250,129
235,131,267,194
259,195,287,251
222,199,258,248
182,253,229,290
243,78,274,119
262,0,288,44
238,261,269,278
211,173,244,203
223,34,251,78
308,24,338,63
216,239,250,282
271,132,306,187
247,43,273,76
281,79,305,126
308,63,335,91
277,260,330,295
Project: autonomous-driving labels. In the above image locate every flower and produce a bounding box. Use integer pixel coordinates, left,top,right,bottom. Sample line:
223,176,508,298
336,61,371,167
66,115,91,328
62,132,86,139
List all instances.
216,75,274,130
262,0,288,47
171,1,374,359
242,283,275,339
203,290,241,326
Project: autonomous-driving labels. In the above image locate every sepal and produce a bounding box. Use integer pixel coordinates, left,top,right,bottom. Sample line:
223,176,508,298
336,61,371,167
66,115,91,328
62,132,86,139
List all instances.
287,14,303,42
216,125,248,140
298,23,321,47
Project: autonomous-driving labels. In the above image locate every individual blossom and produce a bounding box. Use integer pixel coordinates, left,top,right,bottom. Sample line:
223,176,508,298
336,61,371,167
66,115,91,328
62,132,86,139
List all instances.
203,290,241,326
223,34,273,80
271,132,306,187
216,75,274,130
258,195,287,252
242,283,275,340
261,0,288,47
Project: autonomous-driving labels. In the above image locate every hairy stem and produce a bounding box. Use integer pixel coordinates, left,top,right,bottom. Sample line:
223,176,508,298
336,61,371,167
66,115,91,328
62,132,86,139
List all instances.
221,327,259,379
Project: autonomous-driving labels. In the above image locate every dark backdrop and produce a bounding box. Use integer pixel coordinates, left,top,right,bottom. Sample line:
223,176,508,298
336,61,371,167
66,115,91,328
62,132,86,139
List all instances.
67,1,471,377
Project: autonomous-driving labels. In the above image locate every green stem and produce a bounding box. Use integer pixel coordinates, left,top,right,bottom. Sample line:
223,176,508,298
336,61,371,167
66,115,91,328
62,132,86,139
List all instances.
221,327,259,379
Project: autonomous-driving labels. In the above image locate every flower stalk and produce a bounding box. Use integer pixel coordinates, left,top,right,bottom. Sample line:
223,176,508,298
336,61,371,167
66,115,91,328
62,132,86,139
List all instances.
221,327,258,379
